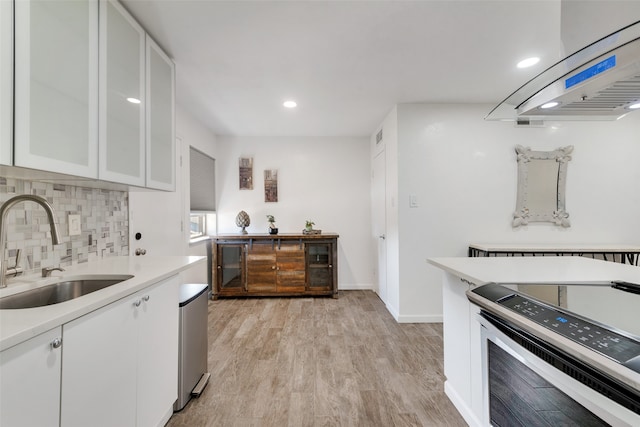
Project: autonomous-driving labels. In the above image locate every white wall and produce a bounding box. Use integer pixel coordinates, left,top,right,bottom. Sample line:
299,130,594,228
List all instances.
216,135,373,290
383,103,640,321
128,105,218,285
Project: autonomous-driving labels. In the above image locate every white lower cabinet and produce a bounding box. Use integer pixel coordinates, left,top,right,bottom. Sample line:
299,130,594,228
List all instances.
0,327,62,427
61,275,179,427
136,275,180,427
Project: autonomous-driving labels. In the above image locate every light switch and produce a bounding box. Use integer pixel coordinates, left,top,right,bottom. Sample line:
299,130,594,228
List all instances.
69,214,81,236
409,194,419,208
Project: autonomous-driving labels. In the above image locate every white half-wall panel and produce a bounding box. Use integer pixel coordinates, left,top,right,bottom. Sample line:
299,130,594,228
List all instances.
216,136,373,290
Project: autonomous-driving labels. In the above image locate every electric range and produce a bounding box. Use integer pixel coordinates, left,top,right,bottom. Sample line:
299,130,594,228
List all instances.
468,281,640,425
468,281,640,387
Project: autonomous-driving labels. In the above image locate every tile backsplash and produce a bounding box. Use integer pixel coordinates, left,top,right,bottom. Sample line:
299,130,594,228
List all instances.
0,177,129,276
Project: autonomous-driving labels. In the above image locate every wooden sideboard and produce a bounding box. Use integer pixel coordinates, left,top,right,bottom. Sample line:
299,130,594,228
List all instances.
212,233,339,299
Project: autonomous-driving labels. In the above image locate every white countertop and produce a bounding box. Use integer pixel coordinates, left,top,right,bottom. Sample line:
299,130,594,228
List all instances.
428,255,640,286
0,256,206,351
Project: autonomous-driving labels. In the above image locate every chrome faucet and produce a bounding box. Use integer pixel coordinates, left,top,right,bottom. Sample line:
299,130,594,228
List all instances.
42,266,65,277
0,195,61,288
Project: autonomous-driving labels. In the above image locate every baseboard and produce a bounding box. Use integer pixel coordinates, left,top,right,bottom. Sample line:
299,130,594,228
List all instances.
444,381,482,427
337,283,374,290
396,314,443,323
339,288,443,324
157,406,173,427
384,301,400,321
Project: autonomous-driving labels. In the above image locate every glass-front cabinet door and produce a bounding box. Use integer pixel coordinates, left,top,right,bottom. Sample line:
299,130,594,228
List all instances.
216,244,246,296
306,243,333,291
99,0,145,186
0,0,12,166
14,0,98,177
145,35,175,191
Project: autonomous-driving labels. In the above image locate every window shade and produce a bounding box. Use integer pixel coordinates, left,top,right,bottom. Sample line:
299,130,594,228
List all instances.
190,147,215,211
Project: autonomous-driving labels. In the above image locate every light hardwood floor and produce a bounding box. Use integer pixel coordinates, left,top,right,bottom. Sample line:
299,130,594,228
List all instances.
167,290,467,427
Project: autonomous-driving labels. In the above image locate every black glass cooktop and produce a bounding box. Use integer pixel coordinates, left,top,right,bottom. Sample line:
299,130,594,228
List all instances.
471,282,640,371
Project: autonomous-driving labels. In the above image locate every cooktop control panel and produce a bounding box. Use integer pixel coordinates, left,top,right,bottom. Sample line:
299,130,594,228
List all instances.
499,294,640,365
471,283,640,370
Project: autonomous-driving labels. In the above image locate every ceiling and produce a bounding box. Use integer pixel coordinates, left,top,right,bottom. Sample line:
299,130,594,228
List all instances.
120,0,632,138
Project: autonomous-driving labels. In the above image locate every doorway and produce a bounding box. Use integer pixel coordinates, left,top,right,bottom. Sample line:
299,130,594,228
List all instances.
372,149,387,304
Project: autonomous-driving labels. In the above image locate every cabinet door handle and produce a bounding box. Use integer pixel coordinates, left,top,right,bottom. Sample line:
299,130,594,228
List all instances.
272,266,276,270
133,299,141,307
51,338,62,349
142,295,150,302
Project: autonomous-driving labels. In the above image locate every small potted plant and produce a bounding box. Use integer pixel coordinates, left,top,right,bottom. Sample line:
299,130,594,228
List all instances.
267,215,278,235
303,220,321,234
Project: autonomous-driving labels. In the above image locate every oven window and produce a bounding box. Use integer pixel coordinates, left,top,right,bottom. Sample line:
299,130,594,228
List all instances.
488,341,608,426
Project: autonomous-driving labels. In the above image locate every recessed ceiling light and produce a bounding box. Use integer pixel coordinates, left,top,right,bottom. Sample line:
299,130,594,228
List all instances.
540,101,559,109
517,57,540,68
283,100,297,108
126,97,141,104
629,102,640,109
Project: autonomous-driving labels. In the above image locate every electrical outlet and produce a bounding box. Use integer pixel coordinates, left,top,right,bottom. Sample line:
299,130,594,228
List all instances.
68,214,81,236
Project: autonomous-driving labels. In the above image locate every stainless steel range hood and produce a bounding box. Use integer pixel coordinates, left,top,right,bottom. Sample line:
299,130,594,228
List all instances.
487,19,640,122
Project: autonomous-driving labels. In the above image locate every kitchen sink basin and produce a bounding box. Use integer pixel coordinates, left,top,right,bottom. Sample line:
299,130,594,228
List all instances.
0,275,134,309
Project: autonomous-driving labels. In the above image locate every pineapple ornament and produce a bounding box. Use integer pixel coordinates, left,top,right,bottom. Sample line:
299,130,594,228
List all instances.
235,211,250,234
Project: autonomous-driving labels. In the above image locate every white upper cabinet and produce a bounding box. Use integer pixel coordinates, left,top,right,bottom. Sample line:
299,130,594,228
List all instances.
0,0,12,166
8,0,174,189
99,0,146,186
14,0,99,178
146,36,176,191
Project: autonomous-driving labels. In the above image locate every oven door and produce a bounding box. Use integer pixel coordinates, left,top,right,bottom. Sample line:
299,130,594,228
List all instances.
478,311,640,427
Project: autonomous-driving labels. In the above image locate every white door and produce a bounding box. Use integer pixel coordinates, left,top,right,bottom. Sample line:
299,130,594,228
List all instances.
372,150,387,304
129,138,184,256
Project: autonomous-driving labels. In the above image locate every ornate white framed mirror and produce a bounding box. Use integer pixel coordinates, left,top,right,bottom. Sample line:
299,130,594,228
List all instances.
513,145,573,228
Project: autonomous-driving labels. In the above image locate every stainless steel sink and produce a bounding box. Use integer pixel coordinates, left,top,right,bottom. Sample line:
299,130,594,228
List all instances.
0,275,134,309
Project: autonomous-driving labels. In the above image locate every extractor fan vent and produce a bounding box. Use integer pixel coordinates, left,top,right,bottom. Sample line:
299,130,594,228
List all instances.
559,73,640,111
486,20,640,121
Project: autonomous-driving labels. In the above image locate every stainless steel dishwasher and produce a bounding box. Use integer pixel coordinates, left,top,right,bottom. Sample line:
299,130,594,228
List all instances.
174,283,210,411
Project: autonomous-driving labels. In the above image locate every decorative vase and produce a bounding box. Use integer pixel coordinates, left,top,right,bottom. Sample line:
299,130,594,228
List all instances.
235,210,250,234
